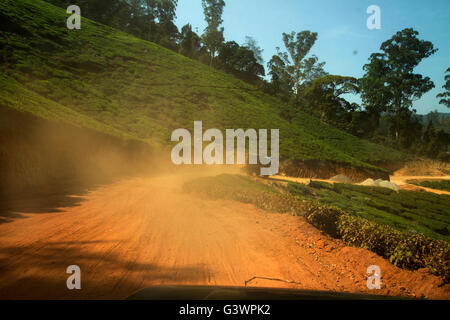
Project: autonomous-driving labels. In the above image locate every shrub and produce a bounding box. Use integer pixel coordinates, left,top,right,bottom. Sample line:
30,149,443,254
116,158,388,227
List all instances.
303,205,449,282
337,214,450,282
303,204,344,238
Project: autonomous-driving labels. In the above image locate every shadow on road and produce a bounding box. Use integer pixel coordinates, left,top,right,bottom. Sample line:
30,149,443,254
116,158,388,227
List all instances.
0,180,116,224
0,239,205,299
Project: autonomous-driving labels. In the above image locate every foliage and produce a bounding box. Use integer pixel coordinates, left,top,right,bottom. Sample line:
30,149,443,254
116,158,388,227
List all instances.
420,121,450,159
201,0,225,66
374,112,449,158
288,181,450,242
217,41,265,83
179,23,202,59
267,54,293,99
268,31,327,98
437,68,450,108
301,75,360,130
360,28,437,140
338,214,449,282
408,180,450,192
243,36,264,65
46,0,179,44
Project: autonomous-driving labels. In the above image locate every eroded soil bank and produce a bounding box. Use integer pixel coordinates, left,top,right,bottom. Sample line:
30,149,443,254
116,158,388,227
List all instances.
246,160,391,182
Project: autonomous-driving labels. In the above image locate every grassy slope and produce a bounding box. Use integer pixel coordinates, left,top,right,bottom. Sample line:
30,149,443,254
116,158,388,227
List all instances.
0,0,406,172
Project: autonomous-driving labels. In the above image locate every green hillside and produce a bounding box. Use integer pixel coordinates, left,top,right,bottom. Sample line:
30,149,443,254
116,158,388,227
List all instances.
0,0,406,176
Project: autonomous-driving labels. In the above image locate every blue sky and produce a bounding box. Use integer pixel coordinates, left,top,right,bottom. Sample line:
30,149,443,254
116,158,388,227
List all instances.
175,0,450,114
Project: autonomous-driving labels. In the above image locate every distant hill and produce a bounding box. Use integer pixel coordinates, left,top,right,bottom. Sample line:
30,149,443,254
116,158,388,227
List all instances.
0,0,407,182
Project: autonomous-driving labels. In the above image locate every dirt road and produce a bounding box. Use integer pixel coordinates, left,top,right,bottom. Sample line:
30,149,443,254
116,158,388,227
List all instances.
0,173,448,299
270,174,450,195
390,175,450,195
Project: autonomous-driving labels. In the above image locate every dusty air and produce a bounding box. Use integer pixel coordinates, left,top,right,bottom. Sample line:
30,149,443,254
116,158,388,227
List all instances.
171,121,279,176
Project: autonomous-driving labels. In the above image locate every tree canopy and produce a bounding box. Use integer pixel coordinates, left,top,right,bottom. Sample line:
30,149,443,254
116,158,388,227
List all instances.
437,68,450,108
361,28,437,117
201,0,225,66
268,31,326,98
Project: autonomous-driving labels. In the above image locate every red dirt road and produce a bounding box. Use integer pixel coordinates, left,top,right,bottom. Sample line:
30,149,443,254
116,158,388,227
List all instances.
0,174,448,299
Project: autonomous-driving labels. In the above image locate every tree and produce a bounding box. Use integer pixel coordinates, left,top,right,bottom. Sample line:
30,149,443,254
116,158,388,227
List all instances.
243,36,264,65
127,0,147,39
300,56,327,89
201,0,225,66
347,111,380,138
140,0,179,47
421,120,449,159
155,0,179,42
155,0,177,24
301,75,360,129
386,109,423,149
282,31,326,95
179,24,202,58
267,54,293,98
425,110,440,125
268,31,326,98
360,28,437,140
422,120,435,145
437,68,450,108
217,41,264,82
47,0,181,49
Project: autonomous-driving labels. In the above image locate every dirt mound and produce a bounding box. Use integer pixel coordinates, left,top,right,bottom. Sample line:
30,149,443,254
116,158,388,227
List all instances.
360,178,376,186
330,174,353,183
360,178,400,191
378,180,401,191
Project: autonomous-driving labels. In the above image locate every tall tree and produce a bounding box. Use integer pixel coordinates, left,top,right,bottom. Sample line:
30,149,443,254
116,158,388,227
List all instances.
127,0,147,38
143,0,178,44
269,31,326,97
282,31,326,95
437,68,450,108
201,0,225,66
156,0,178,41
141,0,157,41
179,24,202,58
360,28,437,139
267,54,292,97
243,36,264,65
